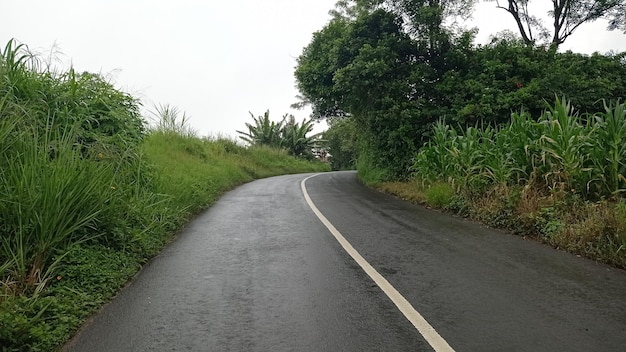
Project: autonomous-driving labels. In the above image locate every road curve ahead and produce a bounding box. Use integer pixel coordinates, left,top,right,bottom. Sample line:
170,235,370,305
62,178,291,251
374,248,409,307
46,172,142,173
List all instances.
64,171,626,352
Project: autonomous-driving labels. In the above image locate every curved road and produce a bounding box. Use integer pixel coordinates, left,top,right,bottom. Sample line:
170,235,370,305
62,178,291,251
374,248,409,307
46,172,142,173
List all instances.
64,171,626,351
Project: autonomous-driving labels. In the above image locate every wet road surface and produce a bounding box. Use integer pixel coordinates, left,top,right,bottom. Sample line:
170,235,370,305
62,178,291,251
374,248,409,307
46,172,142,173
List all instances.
64,171,626,351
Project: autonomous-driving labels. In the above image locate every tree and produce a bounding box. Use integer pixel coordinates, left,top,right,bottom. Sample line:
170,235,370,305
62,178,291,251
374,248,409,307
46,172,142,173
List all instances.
236,111,321,159
323,117,359,170
236,110,285,148
491,0,626,48
296,1,626,180
294,18,351,118
296,3,474,179
281,115,321,159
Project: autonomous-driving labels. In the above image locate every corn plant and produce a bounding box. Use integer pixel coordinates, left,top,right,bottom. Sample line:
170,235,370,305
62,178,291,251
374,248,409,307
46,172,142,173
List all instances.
536,98,593,194
498,111,541,183
449,126,488,191
481,125,513,185
413,120,457,183
590,100,626,197
414,97,626,201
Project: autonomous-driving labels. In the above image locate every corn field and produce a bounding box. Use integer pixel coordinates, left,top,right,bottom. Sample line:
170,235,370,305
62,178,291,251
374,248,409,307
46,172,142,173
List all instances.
413,98,626,201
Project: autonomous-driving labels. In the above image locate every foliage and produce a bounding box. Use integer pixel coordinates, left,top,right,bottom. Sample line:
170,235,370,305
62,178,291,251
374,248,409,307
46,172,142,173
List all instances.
281,115,320,159
0,39,329,351
0,122,117,293
489,0,626,48
437,38,626,126
237,110,285,148
0,39,148,294
413,98,626,201
297,7,437,178
323,117,358,170
590,100,626,197
296,1,626,181
237,110,322,159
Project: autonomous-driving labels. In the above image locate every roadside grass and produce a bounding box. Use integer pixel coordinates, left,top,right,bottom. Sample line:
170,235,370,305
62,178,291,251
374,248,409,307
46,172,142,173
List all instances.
0,39,329,352
0,130,329,352
423,183,455,209
371,179,626,268
376,181,427,204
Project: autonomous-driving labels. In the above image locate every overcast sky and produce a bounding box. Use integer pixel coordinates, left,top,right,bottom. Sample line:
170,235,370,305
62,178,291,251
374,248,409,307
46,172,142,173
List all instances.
2,1,625,138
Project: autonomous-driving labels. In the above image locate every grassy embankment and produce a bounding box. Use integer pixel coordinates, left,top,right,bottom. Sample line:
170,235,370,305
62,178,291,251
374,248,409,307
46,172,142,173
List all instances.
0,40,328,352
366,98,626,269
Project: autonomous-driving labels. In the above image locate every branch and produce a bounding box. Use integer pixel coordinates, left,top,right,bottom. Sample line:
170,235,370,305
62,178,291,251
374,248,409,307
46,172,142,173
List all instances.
495,0,534,45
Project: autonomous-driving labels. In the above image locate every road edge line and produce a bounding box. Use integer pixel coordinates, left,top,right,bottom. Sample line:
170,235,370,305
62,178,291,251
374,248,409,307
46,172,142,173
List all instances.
301,174,455,352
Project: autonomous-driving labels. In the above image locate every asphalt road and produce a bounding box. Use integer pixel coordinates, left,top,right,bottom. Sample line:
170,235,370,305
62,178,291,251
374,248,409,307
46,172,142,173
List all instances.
64,171,626,352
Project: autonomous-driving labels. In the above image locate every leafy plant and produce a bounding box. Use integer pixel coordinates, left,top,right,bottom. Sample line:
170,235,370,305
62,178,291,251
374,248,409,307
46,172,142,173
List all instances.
237,111,322,159
323,117,358,170
591,100,626,197
536,97,593,194
237,110,285,148
413,98,626,201
0,122,116,293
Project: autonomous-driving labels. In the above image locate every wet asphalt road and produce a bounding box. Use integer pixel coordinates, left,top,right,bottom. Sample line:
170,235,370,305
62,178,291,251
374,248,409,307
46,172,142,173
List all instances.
64,171,626,352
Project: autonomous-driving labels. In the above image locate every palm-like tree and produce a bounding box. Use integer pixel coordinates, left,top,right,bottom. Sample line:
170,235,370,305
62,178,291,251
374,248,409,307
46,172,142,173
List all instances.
237,111,323,159
281,115,321,159
236,110,284,148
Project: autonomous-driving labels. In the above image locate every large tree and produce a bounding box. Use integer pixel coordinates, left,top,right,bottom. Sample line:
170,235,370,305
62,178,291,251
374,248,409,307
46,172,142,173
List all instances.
296,4,466,178
492,0,626,48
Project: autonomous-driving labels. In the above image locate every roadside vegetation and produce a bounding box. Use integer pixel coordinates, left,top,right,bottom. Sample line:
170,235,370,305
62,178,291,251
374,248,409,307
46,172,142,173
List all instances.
300,1,626,268
384,98,626,268
237,110,324,160
0,39,328,351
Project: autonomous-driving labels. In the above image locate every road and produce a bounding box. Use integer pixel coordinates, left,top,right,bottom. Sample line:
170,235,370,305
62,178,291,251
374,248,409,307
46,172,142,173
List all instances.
64,171,626,352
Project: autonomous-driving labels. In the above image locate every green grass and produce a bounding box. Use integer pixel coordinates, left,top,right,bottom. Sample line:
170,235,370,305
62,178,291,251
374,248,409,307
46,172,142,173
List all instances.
424,183,455,209
0,130,329,352
0,39,329,352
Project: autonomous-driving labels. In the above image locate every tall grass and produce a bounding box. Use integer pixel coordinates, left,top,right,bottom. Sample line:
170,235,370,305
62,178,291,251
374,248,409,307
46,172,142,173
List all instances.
149,103,197,137
0,122,114,293
0,38,329,351
0,39,147,295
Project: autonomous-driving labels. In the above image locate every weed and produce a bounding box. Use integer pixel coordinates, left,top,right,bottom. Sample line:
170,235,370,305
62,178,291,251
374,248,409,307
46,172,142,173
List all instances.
424,182,455,209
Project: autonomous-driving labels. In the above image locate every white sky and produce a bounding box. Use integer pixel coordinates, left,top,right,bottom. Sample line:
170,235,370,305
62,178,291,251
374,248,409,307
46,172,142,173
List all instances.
1,1,625,138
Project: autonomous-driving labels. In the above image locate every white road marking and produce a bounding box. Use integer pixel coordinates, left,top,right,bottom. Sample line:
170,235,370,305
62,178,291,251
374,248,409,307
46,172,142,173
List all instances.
301,174,456,352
